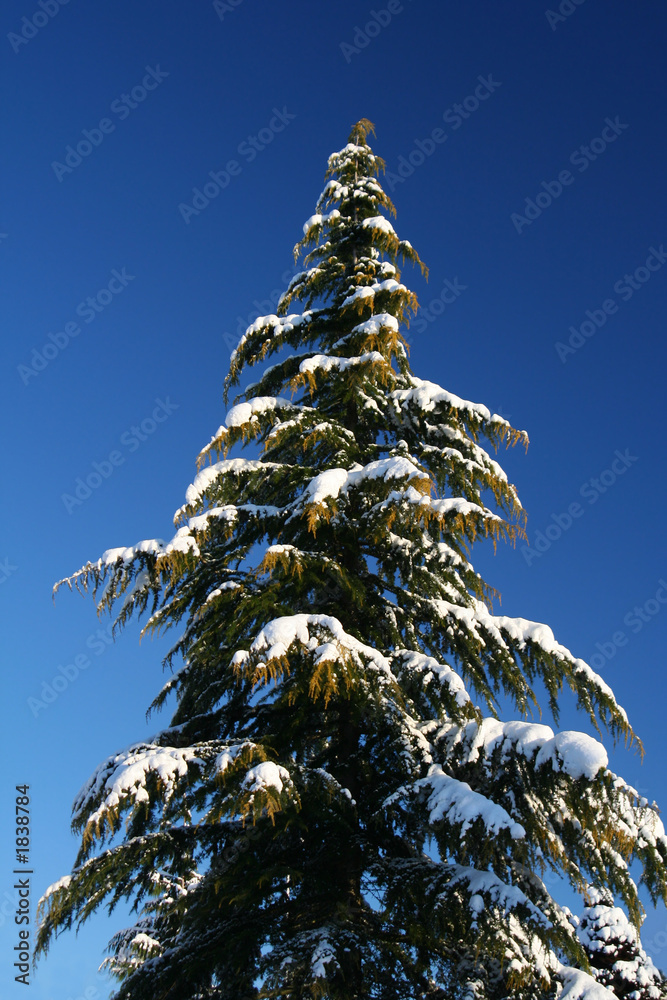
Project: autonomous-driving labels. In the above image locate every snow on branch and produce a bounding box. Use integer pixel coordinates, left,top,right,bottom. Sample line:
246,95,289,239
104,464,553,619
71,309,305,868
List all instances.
432,598,621,705
415,765,526,839
296,349,387,378
224,395,297,429
185,458,283,506
231,612,396,705
607,774,667,851
72,743,203,841
390,376,528,447
361,215,398,238
454,717,609,781
556,963,618,1000
231,310,314,364
445,863,551,927
303,455,429,505
302,208,341,238
394,649,471,709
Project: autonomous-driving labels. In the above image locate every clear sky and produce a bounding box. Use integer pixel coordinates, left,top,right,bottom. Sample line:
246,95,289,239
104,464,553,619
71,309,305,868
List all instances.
2,1,667,995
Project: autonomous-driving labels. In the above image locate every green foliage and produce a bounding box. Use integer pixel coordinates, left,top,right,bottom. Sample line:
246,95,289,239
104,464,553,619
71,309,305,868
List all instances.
38,121,667,1000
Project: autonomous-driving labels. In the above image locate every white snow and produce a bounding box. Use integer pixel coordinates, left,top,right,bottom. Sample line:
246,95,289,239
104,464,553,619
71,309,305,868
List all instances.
225,396,294,428
102,539,164,565
446,865,549,926
242,761,290,795
352,312,399,336
247,613,392,681
440,717,608,781
580,895,635,951
204,582,240,604
439,445,509,484
341,280,405,309
130,933,162,953
310,931,336,978
361,215,397,237
341,285,375,307
311,768,355,804
306,468,350,504
304,456,427,505
74,744,201,833
298,350,385,376
322,179,349,201
390,376,510,425
535,731,608,780
373,278,402,294
313,642,340,665
163,527,200,559
185,504,279,534
427,497,497,518
557,964,618,1000
185,459,281,505
417,765,526,839
466,719,556,763
215,742,255,774
303,213,321,234
430,597,620,713
302,208,340,235
231,310,313,362
374,490,500,529
40,874,72,902
396,650,470,707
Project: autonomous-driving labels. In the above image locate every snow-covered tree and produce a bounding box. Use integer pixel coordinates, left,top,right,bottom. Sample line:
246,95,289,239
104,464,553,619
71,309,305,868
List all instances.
576,888,667,999
37,120,667,1000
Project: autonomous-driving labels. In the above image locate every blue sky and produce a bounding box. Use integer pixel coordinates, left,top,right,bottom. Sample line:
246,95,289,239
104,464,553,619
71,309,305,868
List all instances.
2,1,667,995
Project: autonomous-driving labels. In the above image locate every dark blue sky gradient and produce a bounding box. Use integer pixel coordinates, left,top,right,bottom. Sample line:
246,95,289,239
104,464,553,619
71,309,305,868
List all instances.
2,2,667,994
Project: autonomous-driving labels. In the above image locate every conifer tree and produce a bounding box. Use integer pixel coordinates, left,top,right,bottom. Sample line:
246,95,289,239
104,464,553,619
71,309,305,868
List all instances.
577,888,667,999
37,120,667,1000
